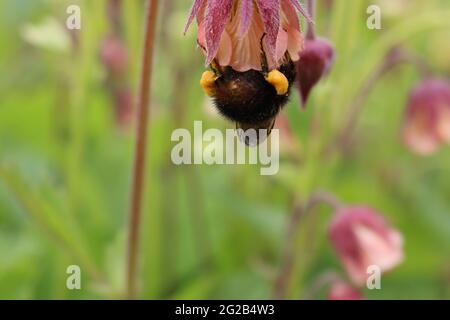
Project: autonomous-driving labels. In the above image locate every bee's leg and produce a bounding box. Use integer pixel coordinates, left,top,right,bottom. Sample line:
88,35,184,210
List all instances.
200,70,217,97
265,69,289,95
197,40,220,96
210,59,223,76
260,34,289,96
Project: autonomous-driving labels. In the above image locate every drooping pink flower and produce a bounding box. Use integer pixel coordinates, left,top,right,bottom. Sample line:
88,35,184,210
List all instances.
296,37,335,107
328,206,404,286
328,280,363,300
185,0,310,72
402,78,450,155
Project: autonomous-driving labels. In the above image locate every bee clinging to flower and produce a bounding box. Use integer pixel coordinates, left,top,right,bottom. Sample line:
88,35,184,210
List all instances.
185,0,309,145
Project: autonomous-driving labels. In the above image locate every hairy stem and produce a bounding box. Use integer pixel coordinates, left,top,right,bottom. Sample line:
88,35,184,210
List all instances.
126,0,159,299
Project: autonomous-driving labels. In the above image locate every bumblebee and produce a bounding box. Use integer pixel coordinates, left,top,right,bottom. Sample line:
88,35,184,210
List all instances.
200,45,296,146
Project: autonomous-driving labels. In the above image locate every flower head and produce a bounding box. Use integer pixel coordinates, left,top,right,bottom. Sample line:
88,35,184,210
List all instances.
296,37,335,106
185,0,309,72
327,280,363,300
328,206,403,286
402,78,450,155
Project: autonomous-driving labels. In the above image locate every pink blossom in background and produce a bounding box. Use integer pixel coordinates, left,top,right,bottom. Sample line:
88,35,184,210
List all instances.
402,78,450,155
328,280,363,300
328,206,404,286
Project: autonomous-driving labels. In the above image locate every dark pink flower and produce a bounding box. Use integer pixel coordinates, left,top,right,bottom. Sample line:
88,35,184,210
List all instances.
328,280,363,300
185,0,310,71
296,37,335,106
328,206,403,286
402,78,450,155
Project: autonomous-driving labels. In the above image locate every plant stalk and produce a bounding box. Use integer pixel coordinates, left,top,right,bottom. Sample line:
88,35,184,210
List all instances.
306,0,316,40
335,47,432,153
126,0,159,299
273,191,341,299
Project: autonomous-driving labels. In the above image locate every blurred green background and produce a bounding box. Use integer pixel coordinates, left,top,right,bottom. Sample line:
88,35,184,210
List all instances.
0,0,450,299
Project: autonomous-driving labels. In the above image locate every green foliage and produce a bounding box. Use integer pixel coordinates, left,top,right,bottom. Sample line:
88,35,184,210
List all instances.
0,0,450,299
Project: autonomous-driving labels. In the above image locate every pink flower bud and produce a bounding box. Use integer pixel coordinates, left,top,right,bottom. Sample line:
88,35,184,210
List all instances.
328,280,363,300
328,206,403,286
402,78,450,155
296,37,335,107
100,35,128,74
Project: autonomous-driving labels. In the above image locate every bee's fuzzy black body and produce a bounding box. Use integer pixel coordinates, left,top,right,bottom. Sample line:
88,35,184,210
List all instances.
211,59,297,128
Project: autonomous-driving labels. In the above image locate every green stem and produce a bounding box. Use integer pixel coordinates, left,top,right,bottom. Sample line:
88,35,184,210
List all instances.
273,191,341,299
335,47,432,153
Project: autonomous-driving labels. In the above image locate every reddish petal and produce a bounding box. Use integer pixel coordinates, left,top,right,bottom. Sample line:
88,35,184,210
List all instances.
281,0,304,61
287,27,303,61
205,0,233,66
289,0,313,23
328,281,363,300
226,4,266,72
354,224,403,274
437,106,450,143
255,0,281,62
328,206,404,286
282,0,300,27
197,20,206,52
275,28,288,63
403,117,441,155
216,30,232,66
184,0,206,34
239,0,254,38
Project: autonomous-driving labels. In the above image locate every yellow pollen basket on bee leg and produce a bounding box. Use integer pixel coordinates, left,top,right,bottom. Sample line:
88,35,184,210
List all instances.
265,70,289,95
200,71,217,97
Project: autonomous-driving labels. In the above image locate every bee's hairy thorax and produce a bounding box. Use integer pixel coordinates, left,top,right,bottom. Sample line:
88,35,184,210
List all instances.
211,59,296,125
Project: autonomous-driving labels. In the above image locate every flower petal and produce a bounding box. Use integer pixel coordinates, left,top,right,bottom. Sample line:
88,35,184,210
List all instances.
354,224,403,273
403,122,441,155
289,0,313,23
281,0,304,61
275,28,288,63
216,30,232,67
328,281,363,300
197,20,206,51
255,0,281,62
225,2,265,72
205,0,233,66
239,0,254,38
437,105,450,143
282,0,301,27
287,27,303,61
184,0,206,34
